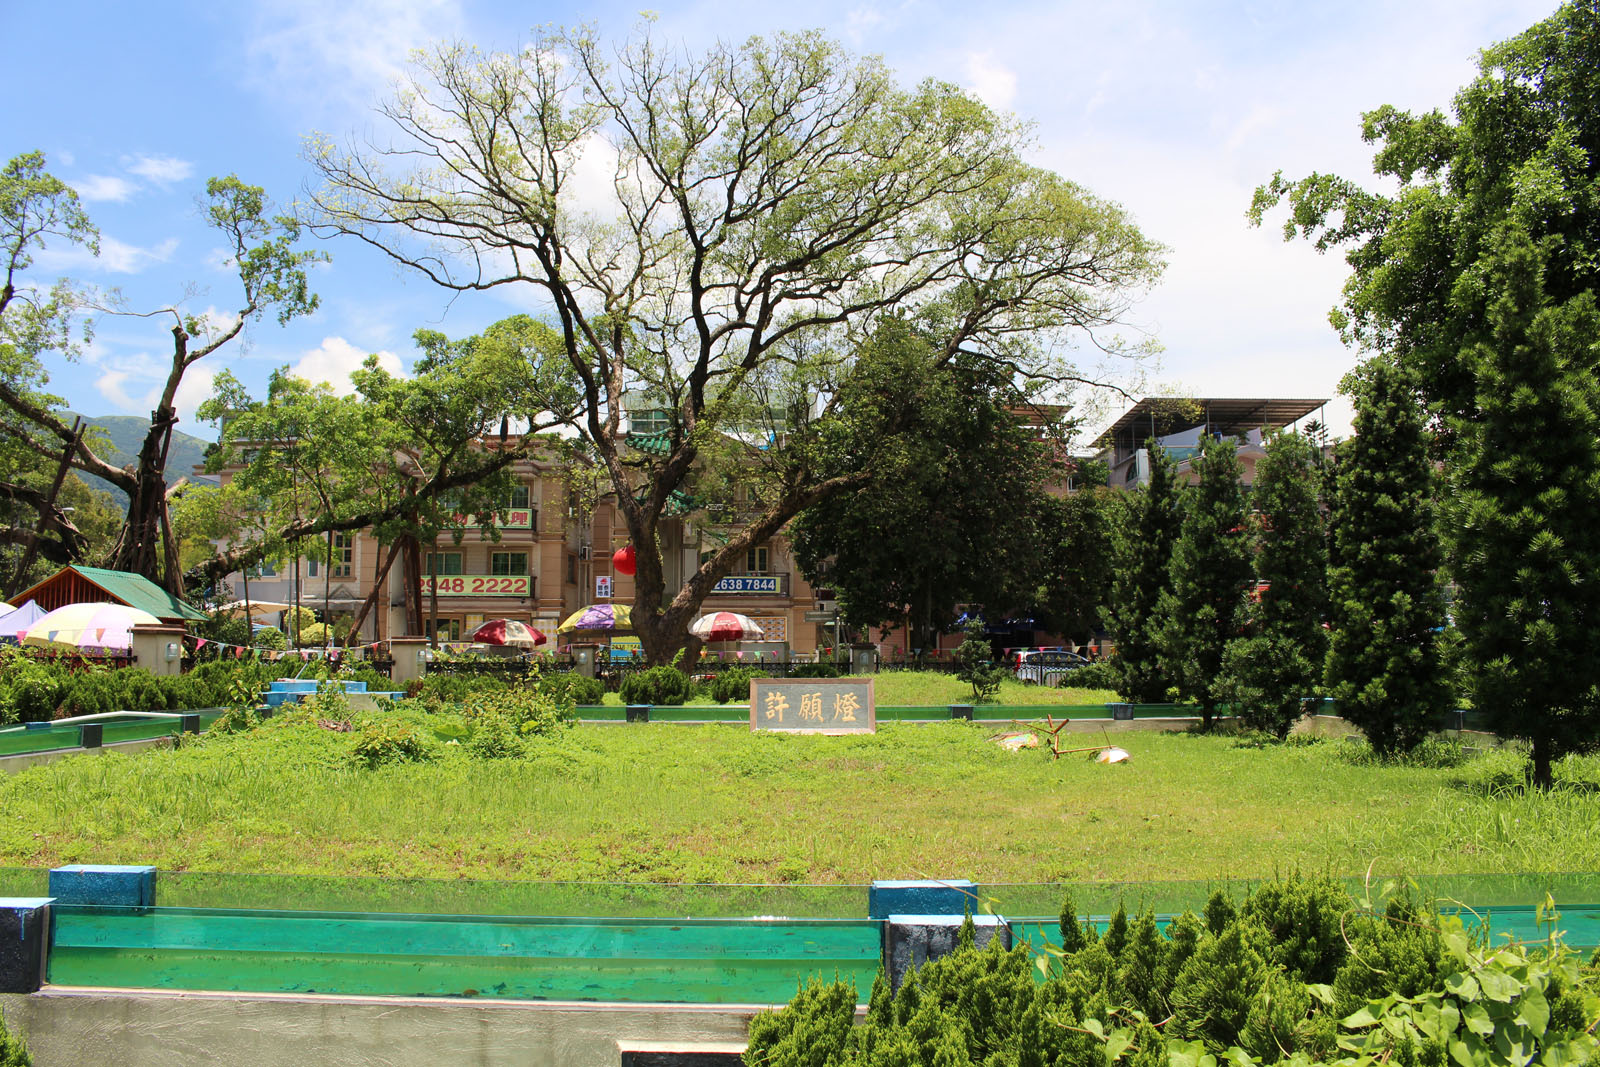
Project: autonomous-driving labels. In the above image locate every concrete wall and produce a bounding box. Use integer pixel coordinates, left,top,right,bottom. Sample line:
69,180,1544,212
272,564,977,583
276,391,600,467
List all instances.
2,988,761,1067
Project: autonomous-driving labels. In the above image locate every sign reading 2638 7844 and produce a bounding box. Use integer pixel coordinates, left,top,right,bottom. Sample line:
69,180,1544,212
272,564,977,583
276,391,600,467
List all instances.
750,678,876,734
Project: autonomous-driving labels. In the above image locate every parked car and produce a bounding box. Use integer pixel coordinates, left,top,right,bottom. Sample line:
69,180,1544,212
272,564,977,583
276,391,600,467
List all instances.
1013,649,1090,685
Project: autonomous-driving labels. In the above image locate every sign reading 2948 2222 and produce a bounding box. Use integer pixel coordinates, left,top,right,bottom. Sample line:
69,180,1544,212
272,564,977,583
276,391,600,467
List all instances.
749,678,876,734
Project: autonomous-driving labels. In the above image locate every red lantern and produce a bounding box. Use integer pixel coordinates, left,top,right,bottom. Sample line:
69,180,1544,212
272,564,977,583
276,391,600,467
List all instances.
612,544,637,576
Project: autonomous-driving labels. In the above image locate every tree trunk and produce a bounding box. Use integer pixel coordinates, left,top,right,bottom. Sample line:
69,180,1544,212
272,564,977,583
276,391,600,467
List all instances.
323,528,334,651
348,539,402,644
1530,736,1554,790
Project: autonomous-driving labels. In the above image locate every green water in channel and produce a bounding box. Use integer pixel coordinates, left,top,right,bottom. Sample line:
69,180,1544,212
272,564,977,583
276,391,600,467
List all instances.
48,906,883,1004
47,901,1600,1006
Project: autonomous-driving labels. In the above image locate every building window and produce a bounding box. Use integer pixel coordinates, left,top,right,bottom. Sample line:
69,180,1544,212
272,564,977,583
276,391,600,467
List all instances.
426,552,464,575
508,485,530,509
332,532,353,578
751,616,787,642
491,552,528,576
567,553,577,584
746,545,769,573
426,618,461,641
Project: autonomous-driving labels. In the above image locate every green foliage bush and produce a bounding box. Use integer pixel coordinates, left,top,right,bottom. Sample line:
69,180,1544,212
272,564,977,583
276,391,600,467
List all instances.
347,719,430,769
252,626,287,651
1066,660,1119,692
466,712,527,759
538,671,604,706
457,688,572,738
0,1005,31,1066
746,875,1600,1067
710,667,758,705
787,662,842,679
619,665,692,706
0,654,66,722
1340,736,1472,769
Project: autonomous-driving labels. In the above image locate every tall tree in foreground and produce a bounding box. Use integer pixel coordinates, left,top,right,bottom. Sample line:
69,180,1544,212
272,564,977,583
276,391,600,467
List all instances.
304,26,1163,665
1324,359,1450,754
1159,434,1250,730
1250,2,1600,769
1108,441,1182,702
1448,231,1600,788
1220,430,1328,738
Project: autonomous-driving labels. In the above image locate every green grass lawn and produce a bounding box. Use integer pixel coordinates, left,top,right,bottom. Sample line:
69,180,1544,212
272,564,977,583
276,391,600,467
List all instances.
2,715,1596,887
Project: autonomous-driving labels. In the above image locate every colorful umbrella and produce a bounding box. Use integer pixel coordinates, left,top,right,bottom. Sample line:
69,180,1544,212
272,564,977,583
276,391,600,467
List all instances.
689,611,764,643
468,618,547,647
21,602,162,653
0,600,45,643
557,603,633,635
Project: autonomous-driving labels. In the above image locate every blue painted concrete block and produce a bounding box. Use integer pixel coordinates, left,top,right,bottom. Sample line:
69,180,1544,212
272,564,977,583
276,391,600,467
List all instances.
0,898,53,993
883,913,1010,992
868,879,977,920
49,864,157,907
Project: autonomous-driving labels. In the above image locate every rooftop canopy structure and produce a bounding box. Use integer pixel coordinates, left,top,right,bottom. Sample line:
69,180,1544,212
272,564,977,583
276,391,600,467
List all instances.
1098,397,1328,488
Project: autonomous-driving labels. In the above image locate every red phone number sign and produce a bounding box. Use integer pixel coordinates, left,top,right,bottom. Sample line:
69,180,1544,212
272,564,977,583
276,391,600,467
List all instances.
421,575,531,597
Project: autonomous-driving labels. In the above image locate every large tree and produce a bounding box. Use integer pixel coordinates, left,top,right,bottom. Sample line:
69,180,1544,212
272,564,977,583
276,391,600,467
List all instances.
0,154,323,593
1323,359,1451,754
195,317,556,643
1107,441,1182,702
1034,481,1129,650
1219,429,1328,738
1448,232,1600,787
304,27,1163,665
789,320,1058,651
1251,2,1599,769
1158,434,1251,730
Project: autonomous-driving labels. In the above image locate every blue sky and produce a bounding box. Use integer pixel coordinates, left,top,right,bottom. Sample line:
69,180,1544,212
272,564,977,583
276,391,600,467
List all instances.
9,0,1561,440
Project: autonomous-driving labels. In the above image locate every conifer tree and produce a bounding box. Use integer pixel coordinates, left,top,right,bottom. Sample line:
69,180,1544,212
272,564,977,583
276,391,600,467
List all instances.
1324,359,1450,753
1109,440,1183,702
1448,231,1600,788
1220,430,1328,737
1159,434,1251,730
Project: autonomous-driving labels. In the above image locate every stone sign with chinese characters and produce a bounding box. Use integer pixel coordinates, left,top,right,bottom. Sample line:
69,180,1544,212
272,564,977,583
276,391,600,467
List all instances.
750,677,876,734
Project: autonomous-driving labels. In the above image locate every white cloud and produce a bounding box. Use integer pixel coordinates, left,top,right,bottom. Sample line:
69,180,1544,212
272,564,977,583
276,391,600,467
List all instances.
35,235,179,275
124,154,194,185
172,365,217,427
94,369,142,412
71,174,136,202
964,51,1017,111
239,0,465,119
288,336,404,394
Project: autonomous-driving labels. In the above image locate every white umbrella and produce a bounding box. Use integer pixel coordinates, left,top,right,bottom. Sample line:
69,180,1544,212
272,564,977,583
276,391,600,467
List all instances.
689,611,765,642
214,599,290,618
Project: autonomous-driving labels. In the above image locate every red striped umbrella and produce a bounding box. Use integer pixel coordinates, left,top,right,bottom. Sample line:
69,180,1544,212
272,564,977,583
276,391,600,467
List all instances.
689,611,764,643
468,618,547,647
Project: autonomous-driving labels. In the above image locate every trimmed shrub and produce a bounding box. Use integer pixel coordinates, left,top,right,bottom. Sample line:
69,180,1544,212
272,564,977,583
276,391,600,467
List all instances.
787,661,842,679
619,666,692,706
1066,660,1119,692
710,667,758,705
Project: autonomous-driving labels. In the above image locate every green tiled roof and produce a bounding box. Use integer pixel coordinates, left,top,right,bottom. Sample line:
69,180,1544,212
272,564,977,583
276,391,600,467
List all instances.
626,431,674,457
65,566,208,622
